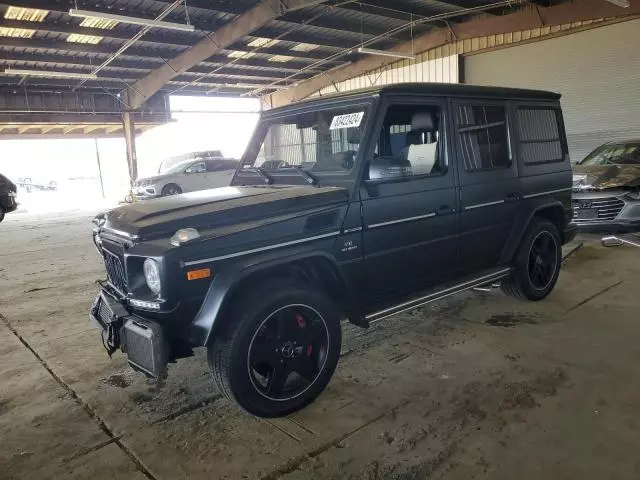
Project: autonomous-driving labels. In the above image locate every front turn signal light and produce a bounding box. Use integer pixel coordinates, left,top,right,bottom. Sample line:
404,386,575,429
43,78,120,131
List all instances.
187,268,211,281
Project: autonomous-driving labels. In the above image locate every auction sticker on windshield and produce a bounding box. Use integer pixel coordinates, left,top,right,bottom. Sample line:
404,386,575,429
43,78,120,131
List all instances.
330,112,365,130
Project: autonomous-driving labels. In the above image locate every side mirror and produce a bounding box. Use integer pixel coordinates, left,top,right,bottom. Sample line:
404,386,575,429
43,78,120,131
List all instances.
367,156,412,182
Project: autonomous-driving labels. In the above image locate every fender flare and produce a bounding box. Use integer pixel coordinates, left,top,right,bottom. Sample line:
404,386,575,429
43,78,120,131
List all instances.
500,201,566,264
188,249,354,347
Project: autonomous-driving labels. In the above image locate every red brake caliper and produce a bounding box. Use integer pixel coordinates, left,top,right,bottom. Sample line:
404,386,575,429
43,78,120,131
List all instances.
295,313,312,356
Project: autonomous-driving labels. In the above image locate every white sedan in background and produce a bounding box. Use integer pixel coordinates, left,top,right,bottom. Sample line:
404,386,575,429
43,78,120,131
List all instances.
133,158,239,200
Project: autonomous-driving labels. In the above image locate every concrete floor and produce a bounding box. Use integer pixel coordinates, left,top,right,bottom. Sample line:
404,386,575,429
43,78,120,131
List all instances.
1,212,640,480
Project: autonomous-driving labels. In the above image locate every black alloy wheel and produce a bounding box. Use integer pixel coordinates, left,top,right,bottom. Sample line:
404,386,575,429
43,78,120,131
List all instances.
502,218,562,301
209,282,341,417
527,231,558,290
248,305,329,401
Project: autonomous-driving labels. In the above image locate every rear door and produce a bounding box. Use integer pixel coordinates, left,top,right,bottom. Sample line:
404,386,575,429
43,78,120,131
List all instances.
453,99,520,273
360,95,458,303
205,159,235,188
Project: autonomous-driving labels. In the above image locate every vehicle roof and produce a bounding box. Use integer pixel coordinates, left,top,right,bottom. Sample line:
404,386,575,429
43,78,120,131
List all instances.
270,83,560,113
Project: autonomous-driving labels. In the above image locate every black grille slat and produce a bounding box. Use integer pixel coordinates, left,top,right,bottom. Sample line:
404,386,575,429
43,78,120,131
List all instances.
103,249,127,293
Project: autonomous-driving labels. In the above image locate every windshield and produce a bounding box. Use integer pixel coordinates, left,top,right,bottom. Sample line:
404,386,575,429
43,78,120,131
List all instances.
242,104,369,175
579,142,640,166
164,160,192,175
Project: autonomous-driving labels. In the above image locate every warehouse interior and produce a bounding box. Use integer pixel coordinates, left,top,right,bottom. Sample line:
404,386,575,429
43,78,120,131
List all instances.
2,0,640,478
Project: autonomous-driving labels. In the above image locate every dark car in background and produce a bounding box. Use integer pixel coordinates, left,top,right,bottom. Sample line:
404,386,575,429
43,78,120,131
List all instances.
572,140,640,231
0,173,18,223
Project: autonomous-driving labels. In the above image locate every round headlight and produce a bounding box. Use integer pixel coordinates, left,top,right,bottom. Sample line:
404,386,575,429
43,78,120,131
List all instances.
143,258,161,295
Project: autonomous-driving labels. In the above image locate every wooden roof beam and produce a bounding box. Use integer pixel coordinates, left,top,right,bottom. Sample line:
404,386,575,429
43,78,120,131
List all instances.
125,0,330,109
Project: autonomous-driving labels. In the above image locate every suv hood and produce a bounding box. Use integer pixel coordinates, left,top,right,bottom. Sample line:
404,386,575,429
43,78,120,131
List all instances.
572,164,640,191
99,185,349,239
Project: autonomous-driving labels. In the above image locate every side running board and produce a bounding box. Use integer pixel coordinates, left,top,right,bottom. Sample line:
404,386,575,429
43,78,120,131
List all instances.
366,267,512,325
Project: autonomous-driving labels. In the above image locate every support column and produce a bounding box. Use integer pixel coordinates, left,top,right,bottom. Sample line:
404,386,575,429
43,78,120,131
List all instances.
122,106,138,185
94,138,105,199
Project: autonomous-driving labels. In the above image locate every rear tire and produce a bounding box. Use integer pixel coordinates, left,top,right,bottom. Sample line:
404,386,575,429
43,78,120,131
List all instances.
502,218,561,301
209,282,341,418
161,183,182,196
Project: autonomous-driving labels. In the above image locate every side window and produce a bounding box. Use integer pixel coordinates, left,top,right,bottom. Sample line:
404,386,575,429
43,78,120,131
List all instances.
369,104,444,181
185,161,206,174
206,160,222,172
223,160,239,170
457,104,510,171
517,108,564,165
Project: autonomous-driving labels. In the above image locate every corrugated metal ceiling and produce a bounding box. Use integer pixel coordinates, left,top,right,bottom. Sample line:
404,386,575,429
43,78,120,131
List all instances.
0,0,556,97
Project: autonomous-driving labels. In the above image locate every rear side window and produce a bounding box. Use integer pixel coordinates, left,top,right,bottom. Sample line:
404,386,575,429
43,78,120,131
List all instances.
456,105,510,172
517,108,564,164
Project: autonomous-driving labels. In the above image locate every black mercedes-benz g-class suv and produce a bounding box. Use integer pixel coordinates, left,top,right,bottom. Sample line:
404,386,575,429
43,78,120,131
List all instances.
91,84,576,417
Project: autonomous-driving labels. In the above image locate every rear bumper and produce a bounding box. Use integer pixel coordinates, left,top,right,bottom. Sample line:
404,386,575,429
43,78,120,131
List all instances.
90,290,168,378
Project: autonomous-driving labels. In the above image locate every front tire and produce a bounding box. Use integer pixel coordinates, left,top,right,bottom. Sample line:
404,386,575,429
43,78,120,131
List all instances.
502,218,561,301
161,183,182,196
209,282,341,417
0,205,5,223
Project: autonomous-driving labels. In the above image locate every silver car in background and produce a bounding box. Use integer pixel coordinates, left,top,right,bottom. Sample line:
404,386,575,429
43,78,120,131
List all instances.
133,157,238,199
572,140,640,231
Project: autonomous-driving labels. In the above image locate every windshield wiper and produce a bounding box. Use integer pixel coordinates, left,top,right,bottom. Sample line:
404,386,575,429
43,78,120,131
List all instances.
292,166,318,186
240,167,273,185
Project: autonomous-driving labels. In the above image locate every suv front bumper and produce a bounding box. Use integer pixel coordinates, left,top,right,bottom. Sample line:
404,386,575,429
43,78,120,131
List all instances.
90,290,167,378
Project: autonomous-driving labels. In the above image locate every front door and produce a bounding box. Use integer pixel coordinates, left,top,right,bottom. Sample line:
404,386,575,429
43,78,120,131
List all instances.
182,161,209,192
453,100,521,273
360,97,458,305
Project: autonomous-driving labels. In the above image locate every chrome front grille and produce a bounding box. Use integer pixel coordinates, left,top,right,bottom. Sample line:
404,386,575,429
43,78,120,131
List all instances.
103,249,127,293
572,196,625,223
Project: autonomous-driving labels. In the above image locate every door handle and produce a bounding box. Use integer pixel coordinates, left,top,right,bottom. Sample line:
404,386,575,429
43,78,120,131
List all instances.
437,205,455,215
505,193,520,202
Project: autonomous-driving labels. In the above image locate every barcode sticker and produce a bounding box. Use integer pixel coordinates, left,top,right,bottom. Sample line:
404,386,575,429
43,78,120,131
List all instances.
329,112,365,130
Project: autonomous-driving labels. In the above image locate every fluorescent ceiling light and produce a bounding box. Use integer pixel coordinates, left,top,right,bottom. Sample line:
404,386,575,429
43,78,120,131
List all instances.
357,47,415,60
67,33,103,44
68,9,195,32
604,0,630,6
291,42,318,52
4,6,49,22
268,55,295,63
3,68,98,80
80,17,119,29
0,27,35,38
247,37,279,48
227,51,255,59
